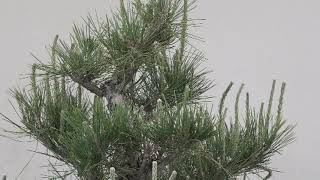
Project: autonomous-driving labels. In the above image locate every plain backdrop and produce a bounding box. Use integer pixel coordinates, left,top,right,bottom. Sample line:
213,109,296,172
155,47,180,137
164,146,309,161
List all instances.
0,0,319,179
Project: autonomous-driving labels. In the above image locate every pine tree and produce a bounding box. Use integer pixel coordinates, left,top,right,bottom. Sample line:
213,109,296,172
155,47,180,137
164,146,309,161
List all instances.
1,0,294,179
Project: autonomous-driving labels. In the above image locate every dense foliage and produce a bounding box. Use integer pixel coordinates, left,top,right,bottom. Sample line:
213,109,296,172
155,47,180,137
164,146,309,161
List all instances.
1,0,294,179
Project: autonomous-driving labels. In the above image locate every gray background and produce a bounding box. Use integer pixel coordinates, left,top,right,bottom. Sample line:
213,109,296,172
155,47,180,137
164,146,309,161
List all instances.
0,0,318,179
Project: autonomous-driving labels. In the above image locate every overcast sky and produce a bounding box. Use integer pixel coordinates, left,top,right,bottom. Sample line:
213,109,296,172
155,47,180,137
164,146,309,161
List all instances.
1,0,319,179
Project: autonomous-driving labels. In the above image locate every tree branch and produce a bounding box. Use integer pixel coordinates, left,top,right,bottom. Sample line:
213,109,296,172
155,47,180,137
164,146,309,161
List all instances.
69,75,105,97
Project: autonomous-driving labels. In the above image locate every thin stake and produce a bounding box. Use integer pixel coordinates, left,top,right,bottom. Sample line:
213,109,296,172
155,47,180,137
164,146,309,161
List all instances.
152,161,158,180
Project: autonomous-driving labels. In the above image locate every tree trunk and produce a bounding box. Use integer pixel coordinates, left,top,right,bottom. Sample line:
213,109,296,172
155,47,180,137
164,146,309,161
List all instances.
83,166,104,180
